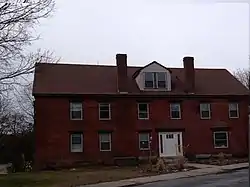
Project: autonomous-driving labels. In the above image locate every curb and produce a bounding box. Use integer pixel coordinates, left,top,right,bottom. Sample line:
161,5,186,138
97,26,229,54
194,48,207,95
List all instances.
216,166,249,174
119,167,249,187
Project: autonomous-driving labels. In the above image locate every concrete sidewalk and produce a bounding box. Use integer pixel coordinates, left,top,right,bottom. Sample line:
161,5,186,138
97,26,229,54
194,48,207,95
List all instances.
80,162,249,187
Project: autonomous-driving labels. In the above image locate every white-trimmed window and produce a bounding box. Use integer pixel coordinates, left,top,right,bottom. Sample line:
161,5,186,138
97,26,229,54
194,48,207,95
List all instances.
229,103,239,118
70,133,83,152
99,133,111,151
200,103,211,119
144,72,167,89
70,102,83,120
139,133,150,150
138,103,149,119
213,131,228,148
170,103,181,119
99,103,111,120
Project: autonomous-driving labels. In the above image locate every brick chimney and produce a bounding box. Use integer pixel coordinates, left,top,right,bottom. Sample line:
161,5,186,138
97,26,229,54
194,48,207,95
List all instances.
183,56,195,93
116,54,128,93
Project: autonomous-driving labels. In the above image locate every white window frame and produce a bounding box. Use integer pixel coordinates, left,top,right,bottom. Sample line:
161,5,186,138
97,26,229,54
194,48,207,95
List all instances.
70,133,83,152
228,103,239,118
70,102,83,120
213,131,229,149
99,133,111,151
200,103,211,119
144,72,167,89
170,103,181,119
156,72,167,89
99,103,111,120
139,133,150,150
138,103,149,120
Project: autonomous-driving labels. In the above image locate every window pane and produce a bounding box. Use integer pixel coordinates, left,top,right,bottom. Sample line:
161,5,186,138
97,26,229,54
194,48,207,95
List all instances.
145,81,154,88
72,144,81,150
100,134,110,142
215,140,228,148
229,103,238,111
157,72,166,81
230,111,238,118
170,104,180,111
158,81,166,88
138,103,148,112
166,134,174,139
140,141,149,149
201,111,210,118
100,104,110,111
200,103,210,111
139,133,149,141
100,110,110,119
145,72,153,81
101,142,110,151
72,134,81,144
139,112,148,119
215,132,227,140
171,111,180,119
145,72,154,88
71,102,82,111
71,111,82,119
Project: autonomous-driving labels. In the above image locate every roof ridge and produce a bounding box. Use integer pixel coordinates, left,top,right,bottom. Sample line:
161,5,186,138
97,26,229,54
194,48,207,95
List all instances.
37,63,228,71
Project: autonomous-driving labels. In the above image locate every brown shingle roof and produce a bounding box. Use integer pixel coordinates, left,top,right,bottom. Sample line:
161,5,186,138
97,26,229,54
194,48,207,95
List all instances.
33,63,249,96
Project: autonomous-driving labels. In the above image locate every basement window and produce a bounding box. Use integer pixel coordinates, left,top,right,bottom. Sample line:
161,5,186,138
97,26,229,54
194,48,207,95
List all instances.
70,102,83,120
213,131,228,149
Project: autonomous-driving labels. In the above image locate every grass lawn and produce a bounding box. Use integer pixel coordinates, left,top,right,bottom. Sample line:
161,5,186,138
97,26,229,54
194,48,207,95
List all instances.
0,166,153,187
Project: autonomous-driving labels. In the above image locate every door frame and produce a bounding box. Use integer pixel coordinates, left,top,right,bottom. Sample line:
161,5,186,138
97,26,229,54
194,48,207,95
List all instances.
158,132,183,157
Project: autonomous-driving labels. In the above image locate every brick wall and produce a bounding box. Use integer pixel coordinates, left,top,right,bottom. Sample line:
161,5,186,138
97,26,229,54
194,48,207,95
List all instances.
34,96,248,168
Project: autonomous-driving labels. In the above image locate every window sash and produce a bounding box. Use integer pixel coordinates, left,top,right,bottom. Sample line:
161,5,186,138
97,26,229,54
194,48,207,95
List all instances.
170,104,181,119
200,103,211,119
70,133,83,152
99,103,111,119
229,103,238,110
138,103,149,119
144,72,154,88
213,132,228,148
229,103,239,118
170,103,180,111
70,102,83,120
99,133,111,151
157,72,166,88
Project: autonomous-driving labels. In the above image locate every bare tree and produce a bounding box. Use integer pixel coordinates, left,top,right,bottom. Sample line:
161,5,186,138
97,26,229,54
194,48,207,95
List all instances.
233,68,250,89
14,82,34,123
0,0,55,92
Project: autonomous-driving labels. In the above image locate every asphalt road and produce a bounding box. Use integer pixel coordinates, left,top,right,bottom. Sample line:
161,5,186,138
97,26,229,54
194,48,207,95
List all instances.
138,169,249,187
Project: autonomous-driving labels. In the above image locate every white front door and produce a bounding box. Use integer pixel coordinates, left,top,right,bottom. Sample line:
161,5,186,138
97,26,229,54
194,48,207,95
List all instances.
158,132,183,157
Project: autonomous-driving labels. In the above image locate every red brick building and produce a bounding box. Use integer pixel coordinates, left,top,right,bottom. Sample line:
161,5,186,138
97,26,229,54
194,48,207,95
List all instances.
33,54,249,168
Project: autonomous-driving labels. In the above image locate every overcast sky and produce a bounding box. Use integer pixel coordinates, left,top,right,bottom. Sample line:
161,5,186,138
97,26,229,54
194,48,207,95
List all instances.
31,1,249,72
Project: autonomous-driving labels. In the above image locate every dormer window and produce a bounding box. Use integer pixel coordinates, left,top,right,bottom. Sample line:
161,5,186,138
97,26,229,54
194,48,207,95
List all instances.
144,72,167,89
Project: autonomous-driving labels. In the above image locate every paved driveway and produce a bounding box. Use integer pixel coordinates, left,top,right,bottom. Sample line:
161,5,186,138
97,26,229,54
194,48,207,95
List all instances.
138,169,249,187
